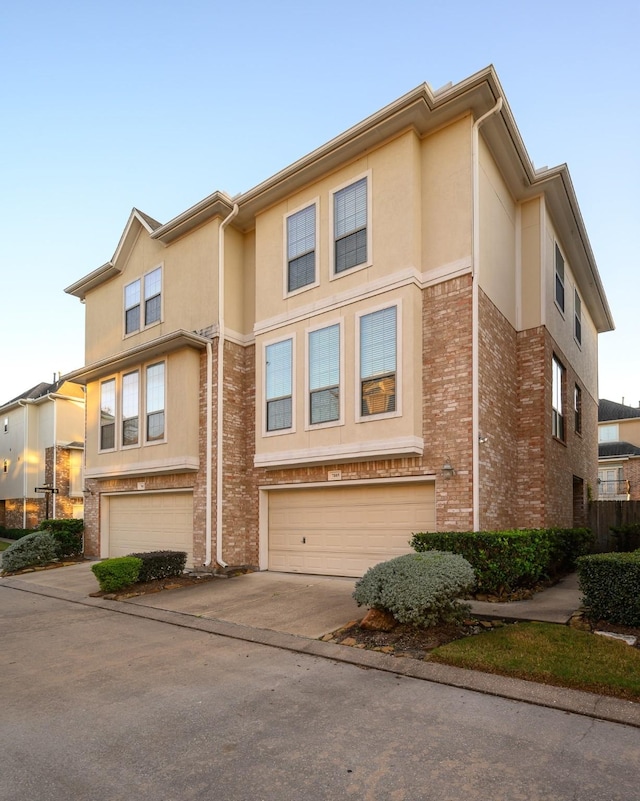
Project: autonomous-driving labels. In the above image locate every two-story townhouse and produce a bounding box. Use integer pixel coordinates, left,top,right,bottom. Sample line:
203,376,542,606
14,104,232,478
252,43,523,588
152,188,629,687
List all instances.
597,399,640,500
63,66,613,577
0,380,85,528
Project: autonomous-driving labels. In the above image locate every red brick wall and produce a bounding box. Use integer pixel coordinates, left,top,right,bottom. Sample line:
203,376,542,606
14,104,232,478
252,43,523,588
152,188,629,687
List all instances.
422,275,474,530
477,290,519,529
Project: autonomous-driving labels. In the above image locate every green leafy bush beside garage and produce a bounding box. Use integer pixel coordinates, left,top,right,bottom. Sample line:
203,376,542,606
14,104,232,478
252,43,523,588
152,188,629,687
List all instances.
91,557,143,593
2,531,58,573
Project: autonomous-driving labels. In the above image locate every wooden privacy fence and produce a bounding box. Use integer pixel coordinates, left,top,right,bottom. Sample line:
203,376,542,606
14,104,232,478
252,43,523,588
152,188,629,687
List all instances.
588,500,640,552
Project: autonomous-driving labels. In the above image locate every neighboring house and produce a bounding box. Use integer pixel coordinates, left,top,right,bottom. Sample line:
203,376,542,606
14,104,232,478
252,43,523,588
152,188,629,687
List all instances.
63,66,613,577
597,399,640,500
0,380,85,528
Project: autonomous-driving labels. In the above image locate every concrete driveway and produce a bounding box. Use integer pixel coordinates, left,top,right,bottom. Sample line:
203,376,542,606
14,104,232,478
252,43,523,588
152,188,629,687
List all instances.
5,561,363,639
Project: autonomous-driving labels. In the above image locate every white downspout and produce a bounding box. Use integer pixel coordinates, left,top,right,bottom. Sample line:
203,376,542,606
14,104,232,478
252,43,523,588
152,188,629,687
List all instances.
51,396,57,519
211,203,239,569
472,97,503,531
17,400,28,528
205,340,213,566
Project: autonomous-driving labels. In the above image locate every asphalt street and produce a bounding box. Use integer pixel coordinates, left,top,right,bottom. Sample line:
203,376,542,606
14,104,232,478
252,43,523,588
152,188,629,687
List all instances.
1,587,639,801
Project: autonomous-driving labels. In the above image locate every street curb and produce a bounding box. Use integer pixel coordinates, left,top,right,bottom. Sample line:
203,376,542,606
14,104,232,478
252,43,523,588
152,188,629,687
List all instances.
2,576,639,729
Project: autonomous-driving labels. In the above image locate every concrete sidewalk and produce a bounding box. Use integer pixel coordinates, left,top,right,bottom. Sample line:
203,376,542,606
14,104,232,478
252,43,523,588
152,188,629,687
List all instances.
2,560,639,729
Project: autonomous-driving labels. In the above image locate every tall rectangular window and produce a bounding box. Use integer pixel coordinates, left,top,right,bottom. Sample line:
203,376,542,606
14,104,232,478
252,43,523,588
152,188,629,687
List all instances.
574,290,582,345
574,384,582,435
334,177,367,274
309,324,340,425
266,339,293,431
144,267,162,325
552,356,565,441
100,379,116,450
124,280,141,334
122,371,139,446
146,363,165,442
555,244,565,313
3,417,7,433
287,205,316,292
360,306,397,417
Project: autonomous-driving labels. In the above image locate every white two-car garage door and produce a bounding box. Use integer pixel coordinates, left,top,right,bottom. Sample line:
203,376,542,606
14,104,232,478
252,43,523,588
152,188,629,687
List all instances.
108,492,194,564
268,481,435,577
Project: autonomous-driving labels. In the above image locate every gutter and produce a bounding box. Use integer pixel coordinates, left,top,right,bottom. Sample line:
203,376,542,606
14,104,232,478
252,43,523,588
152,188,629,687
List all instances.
471,97,503,532
208,203,239,568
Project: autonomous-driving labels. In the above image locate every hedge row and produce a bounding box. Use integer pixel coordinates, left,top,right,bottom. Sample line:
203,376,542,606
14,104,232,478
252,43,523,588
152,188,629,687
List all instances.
577,551,640,627
410,528,593,594
91,550,187,592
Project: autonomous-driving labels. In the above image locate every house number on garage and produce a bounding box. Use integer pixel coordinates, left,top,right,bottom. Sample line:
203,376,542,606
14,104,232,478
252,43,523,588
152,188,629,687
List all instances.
327,470,342,481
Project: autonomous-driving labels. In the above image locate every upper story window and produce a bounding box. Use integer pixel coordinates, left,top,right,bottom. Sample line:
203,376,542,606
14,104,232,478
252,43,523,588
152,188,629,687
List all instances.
334,177,368,275
265,338,293,432
599,423,619,443
3,417,7,433
3,459,8,473
122,371,139,447
100,379,116,451
145,363,165,442
574,384,582,435
308,323,340,426
124,266,162,335
359,305,397,417
287,204,316,293
554,244,565,313
574,289,582,345
552,355,565,441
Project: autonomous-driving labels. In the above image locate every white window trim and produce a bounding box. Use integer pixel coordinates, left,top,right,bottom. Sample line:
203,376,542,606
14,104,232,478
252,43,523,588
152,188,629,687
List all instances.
304,317,345,432
355,298,402,423
554,242,565,317
121,370,141,451
262,332,297,438
144,361,167,447
99,376,117,453
123,263,164,339
283,198,320,298
329,169,373,282
573,287,582,347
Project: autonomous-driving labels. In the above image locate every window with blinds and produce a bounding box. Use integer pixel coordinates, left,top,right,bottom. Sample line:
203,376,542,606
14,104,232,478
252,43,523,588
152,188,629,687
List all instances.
122,371,139,447
309,324,340,425
552,355,565,441
287,205,316,292
360,306,396,416
266,339,293,431
555,244,565,313
334,177,367,274
146,362,165,442
144,267,162,325
100,378,116,450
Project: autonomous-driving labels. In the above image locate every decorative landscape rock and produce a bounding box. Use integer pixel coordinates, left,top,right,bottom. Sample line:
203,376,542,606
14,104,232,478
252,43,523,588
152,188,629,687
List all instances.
360,608,397,631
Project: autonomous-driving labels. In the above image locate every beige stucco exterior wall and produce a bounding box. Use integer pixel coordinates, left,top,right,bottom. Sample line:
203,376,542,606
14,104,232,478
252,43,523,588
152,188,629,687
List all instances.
83,219,219,364
84,347,201,478
519,197,543,331
478,136,517,327
255,283,423,464
420,115,473,274
254,130,423,325
543,209,599,400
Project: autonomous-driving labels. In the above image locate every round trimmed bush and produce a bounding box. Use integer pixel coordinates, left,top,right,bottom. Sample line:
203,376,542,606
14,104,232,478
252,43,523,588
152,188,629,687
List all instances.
2,531,58,573
353,551,476,627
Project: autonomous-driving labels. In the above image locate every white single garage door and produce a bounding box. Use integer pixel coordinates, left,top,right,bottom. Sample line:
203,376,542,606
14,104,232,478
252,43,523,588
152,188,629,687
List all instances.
268,482,435,577
108,492,194,564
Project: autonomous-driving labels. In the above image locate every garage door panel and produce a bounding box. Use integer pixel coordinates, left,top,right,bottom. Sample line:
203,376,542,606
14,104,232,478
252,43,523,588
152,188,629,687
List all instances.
268,483,435,577
109,492,194,564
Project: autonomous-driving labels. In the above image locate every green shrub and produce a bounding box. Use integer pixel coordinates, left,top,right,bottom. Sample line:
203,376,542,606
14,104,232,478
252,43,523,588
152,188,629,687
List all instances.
411,529,551,593
609,523,640,553
353,551,476,627
128,551,187,582
91,557,143,593
577,551,640,626
1,528,36,541
38,519,84,559
546,527,594,575
2,531,58,573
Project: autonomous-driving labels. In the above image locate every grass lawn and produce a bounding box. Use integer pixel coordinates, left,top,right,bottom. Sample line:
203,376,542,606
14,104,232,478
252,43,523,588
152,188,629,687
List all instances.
431,621,640,702
0,541,11,552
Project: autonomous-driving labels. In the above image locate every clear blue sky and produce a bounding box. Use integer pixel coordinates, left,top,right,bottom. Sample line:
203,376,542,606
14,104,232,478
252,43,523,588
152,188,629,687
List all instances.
1,0,638,406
